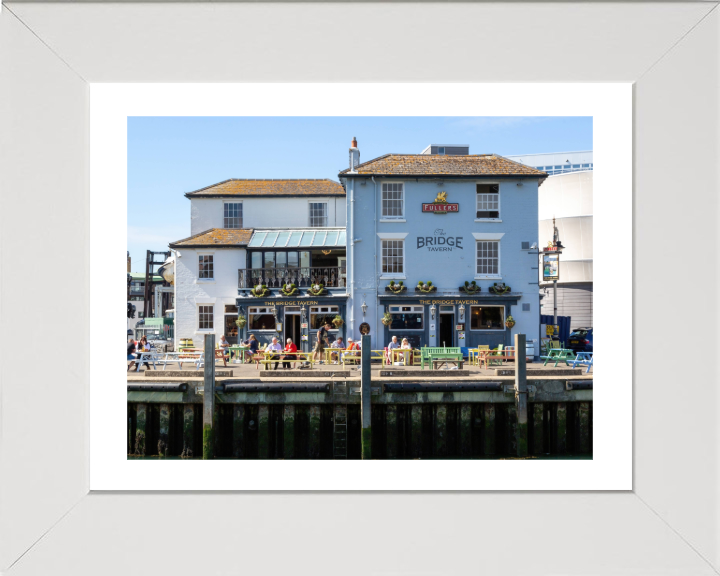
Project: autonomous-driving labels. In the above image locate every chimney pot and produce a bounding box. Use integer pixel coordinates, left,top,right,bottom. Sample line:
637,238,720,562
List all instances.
351,137,357,148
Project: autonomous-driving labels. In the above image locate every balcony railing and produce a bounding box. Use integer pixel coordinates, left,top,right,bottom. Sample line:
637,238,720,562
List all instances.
239,266,346,290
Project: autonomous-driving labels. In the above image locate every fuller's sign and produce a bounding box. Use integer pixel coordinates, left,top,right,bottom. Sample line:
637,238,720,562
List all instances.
422,191,459,214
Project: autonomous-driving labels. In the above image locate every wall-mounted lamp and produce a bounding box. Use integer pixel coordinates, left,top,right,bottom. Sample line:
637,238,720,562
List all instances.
361,295,368,318
430,303,437,320
458,304,465,321
270,305,277,318
300,305,306,321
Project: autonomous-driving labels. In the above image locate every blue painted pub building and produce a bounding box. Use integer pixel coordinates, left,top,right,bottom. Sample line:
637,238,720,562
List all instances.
340,140,546,354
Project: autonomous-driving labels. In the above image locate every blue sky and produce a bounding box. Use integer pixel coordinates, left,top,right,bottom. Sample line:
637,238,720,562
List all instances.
128,116,592,272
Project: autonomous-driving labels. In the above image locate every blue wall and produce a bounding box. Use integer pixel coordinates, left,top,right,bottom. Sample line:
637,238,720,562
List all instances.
345,176,541,351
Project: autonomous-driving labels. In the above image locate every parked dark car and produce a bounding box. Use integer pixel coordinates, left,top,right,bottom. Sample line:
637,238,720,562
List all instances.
567,328,593,353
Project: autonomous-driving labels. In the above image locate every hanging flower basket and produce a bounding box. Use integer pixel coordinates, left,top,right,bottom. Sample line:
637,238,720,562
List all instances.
415,280,436,293
235,315,247,329
460,280,481,294
332,315,344,328
280,283,298,296
250,284,270,297
385,280,406,294
307,283,326,296
489,282,511,295
381,312,393,326
505,315,516,329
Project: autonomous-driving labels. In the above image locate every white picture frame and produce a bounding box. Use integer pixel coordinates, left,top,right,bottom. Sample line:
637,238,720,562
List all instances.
2,3,718,574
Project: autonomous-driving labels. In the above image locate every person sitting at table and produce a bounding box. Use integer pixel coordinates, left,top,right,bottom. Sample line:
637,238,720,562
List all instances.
127,337,137,371
400,337,413,365
344,337,360,362
387,335,401,364
266,336,283,370
281,338,298,370
242,334,258,363
217,334,230,366
329,336,344,364
136,336,153,371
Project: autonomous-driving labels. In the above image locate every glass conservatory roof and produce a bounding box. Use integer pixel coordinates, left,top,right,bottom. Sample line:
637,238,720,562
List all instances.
248,229,347,248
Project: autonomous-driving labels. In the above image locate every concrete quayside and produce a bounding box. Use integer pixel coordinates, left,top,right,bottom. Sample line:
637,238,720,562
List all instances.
127,334,592,460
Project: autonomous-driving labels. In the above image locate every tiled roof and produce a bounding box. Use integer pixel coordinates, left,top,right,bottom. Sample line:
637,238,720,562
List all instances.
169,228,254,248
339,154,547,177
185,179,345,197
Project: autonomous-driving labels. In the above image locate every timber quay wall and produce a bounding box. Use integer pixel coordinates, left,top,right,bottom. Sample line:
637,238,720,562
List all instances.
127,378,593,460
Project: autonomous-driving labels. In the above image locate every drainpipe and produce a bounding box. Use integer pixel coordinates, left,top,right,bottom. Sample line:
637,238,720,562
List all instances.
372,176,378,350
349,178,355,337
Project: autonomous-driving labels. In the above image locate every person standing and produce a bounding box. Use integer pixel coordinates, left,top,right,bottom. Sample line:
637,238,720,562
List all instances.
312,322,332,365
281,338,298,369
266,336,283,370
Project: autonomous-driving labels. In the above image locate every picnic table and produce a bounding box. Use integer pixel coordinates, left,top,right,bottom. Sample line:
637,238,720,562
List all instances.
158,351,204,371
570,351,593,373
131,351,160,371
540,348,577,367
385,348,412,366
258,350,314,370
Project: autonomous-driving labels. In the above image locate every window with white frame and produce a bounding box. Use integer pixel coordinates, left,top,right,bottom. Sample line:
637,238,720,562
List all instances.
198,254,214,279
381,183,404,218
224,202,243,228
248,307,275,331
310,306,339,330
469,306,504,330
388,305,423,330
309,202,328,227
476,241,500,276
198,305,214,330
381,240,404,274
476,184,500,219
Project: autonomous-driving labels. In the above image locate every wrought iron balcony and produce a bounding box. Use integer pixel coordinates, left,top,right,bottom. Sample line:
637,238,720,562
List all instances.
238,266,347,290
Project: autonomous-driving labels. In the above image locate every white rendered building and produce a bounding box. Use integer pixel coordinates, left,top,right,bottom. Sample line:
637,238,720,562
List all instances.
170,179,347,347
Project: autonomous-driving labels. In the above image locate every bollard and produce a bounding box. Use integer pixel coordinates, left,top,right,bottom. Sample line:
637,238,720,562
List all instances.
202,333,215,459
361,334,372,459
514,334,528,457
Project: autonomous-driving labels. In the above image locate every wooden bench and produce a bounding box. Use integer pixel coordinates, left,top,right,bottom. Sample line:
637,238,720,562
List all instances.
420,347,464,370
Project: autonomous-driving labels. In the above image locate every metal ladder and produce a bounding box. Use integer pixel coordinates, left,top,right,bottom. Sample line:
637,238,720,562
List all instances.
332,376,348,459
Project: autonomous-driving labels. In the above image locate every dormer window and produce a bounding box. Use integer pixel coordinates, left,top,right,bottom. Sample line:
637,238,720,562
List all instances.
438,147,445,155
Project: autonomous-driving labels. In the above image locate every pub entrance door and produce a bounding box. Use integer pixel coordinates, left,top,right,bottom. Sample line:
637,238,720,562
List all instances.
284,308,302,349
439,313,455,348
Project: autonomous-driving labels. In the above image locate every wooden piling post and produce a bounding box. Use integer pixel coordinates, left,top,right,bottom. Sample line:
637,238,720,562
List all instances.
181,405,194,458
308,405,321,458
258,405,270,459
459,404,472,457
283,405,295,459
556,403,567,454
484,404,495,457
386,405,398,459
578,402,591,453
532,403,544,455
135,403,147,456
410,405,422,458
434,404,447,458
506,404,518,456
202,334,216,460
232,405,245,458
158,403,170,457
514,334,528,457
361,334,372,460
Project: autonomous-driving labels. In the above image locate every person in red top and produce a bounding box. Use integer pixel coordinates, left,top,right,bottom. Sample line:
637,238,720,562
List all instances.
281,338,298,370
